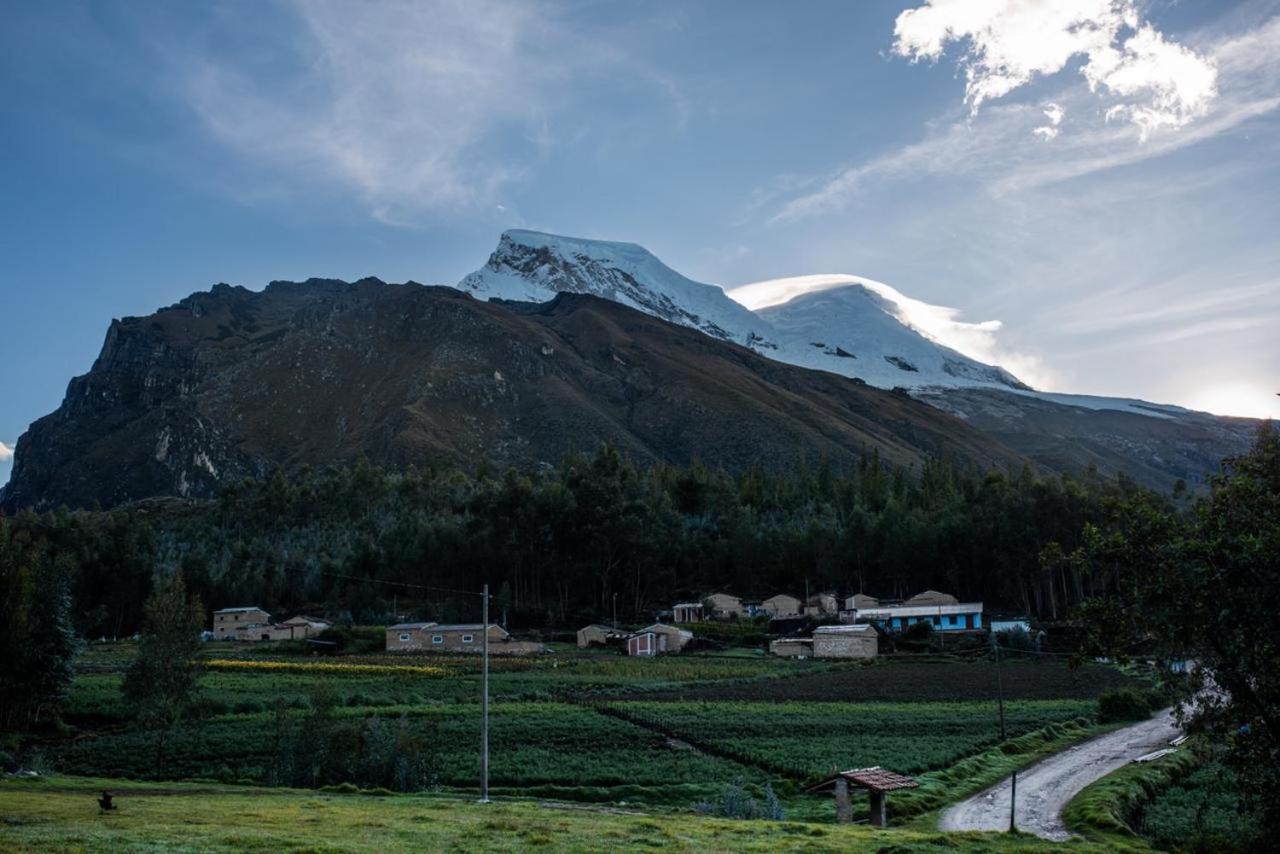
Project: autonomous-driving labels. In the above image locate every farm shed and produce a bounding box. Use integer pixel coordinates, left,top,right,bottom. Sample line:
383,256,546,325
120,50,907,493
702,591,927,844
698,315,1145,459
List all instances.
813,624,878,659
769,637,813,658
672,602,704,623
635,622,692,652
761,594,802,617
701,593,744,620
576,624,624,648
212,606,271,641
625,630,667,657
810,767,918,826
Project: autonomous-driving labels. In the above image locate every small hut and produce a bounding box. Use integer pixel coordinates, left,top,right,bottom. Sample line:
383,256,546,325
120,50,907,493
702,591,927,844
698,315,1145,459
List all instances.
809,766,918,827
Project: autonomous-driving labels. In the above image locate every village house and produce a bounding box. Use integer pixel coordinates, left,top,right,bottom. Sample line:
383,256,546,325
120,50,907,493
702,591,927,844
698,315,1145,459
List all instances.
671,601,704,623
267,615,330,641
804,592,840,617
760,594,802,618
849,590,984,633
386,622,512,652
813,624,879,658
576,623,624,648
212,606,272,641
702,592,744,620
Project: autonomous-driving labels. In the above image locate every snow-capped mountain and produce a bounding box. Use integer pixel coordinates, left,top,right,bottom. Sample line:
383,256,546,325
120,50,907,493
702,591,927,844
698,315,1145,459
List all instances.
452,231,1258,492
459,230,778,351
746,280,1031,393
459,230,1030,395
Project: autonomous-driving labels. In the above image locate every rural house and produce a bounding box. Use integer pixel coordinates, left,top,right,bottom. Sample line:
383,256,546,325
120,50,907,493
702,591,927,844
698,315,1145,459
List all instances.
843,593,880,611
760,594,802,618
702,593,744,620
671,601,704,623
804,592,840,616
385,622,503,652
212,606,272,641
267,615,330,640
813,624,879,658
576,623,624,648
850,590,984,633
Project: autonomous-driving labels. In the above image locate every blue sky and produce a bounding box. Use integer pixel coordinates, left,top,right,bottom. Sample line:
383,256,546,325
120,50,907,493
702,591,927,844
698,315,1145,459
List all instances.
3,0,1280,485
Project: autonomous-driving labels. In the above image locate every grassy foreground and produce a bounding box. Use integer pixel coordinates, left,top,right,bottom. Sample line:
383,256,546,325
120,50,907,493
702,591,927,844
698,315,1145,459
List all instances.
0,775,1108,853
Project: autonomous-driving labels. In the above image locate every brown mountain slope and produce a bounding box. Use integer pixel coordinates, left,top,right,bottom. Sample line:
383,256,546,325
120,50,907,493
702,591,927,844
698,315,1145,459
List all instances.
1,279,1026,511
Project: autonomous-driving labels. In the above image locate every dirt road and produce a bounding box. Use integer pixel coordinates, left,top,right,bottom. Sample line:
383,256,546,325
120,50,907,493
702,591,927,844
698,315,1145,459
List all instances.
938,709,1180,840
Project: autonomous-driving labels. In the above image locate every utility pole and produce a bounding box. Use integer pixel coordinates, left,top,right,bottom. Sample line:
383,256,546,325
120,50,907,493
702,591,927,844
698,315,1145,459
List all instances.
479,582,490,804
1009,770,1018,832
994,635,1007,740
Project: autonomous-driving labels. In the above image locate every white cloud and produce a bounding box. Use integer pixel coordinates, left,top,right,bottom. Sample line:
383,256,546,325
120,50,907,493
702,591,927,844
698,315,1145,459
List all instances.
728,274,1052,388
893,0,1217,140
771,15,1280,223
176,0,681,224
1033,102,1064,139
0,441,13,462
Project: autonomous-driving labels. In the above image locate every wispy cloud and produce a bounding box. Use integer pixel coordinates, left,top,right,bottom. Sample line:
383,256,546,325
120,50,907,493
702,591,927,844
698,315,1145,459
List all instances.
0,441,13,463
771,14,1280,223
174,0,683,225
893,0,1217,139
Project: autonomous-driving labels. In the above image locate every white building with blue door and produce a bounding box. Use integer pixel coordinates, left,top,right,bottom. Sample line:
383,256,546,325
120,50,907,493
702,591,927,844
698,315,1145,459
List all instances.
848,590,983,633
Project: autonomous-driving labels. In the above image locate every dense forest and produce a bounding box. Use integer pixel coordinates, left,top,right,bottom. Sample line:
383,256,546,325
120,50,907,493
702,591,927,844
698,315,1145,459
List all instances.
2,444,1167,637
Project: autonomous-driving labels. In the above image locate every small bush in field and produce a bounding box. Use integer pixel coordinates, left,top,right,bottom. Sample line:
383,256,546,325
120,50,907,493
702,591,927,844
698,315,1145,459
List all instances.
1097,687,1155,722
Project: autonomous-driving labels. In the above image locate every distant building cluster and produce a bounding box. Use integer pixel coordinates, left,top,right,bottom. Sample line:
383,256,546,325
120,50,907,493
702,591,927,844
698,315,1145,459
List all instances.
211,607,330,642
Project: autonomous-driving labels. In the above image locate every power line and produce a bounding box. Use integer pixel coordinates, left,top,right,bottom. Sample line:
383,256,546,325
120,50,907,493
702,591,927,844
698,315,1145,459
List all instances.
317,569,487,599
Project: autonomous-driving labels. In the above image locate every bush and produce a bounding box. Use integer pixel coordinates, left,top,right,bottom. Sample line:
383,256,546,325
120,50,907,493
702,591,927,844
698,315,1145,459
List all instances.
1097,687,1157,723
694,778,785,820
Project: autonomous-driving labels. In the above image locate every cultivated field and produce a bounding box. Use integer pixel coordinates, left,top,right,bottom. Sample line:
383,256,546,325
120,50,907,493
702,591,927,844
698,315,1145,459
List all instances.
31,641,1145,824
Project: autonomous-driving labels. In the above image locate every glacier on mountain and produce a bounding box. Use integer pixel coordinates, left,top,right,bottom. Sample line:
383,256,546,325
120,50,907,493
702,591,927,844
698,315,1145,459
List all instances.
455,229,1202,420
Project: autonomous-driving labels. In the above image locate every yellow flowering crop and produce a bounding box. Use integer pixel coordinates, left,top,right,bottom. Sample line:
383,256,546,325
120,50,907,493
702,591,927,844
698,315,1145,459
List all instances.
204,659,448,677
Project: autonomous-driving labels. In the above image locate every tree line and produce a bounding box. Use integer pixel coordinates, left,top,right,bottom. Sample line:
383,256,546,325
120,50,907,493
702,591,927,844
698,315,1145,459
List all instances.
5,445,1157,642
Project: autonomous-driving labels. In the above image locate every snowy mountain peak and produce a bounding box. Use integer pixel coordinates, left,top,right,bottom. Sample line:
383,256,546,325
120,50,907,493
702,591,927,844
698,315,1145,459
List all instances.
459,230,775,349
738,278,1032,393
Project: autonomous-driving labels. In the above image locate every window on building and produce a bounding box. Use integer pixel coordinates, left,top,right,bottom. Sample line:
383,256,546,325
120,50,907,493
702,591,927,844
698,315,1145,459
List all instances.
462,634,474,643
432,635,443,644
399,633,411,642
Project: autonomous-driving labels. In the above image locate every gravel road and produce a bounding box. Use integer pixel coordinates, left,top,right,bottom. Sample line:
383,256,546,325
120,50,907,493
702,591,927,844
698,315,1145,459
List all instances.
938,709,1180,840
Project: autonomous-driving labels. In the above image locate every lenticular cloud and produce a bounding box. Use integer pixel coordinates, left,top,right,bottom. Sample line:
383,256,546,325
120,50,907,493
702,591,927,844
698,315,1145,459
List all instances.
893,0,1217,140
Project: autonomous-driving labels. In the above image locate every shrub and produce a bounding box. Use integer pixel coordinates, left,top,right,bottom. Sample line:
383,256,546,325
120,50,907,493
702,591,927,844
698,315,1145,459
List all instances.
1097,687,1156,723
694,778,785,820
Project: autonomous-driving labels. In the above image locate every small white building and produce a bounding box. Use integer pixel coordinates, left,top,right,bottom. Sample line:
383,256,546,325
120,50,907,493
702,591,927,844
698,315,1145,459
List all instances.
813,624,879,659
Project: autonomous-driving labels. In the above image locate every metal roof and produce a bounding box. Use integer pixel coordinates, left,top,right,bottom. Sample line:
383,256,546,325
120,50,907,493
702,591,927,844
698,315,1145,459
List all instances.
387,622,439,630
213,606,268,614
813,624,877,635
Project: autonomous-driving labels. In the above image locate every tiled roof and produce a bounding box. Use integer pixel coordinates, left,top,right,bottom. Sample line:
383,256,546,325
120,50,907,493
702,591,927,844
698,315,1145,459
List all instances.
839,767,918,792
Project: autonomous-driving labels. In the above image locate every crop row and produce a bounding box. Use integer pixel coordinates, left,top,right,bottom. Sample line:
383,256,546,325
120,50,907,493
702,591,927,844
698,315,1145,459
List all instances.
51,702,758,790
606,699,1095,780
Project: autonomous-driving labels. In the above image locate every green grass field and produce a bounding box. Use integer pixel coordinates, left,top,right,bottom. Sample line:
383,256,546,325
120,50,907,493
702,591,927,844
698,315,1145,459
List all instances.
0,775,1115,853
21,641,1147,823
